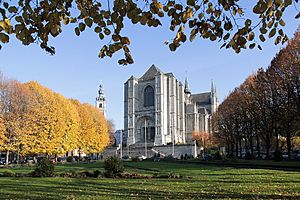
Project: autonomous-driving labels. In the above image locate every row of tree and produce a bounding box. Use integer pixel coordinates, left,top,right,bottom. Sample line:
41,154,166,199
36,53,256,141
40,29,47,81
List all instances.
214,30,300,159
0,75,109,164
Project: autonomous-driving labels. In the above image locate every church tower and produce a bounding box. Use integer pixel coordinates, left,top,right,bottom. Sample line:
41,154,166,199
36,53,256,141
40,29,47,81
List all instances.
96,83,106,117
210,80,218,113
184,77,191,104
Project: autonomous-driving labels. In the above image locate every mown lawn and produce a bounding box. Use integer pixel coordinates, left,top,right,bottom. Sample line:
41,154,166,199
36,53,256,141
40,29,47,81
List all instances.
0,161,299,199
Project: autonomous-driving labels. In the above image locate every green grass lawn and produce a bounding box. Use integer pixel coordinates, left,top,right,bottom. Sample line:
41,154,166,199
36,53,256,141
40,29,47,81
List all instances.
0,161,299,199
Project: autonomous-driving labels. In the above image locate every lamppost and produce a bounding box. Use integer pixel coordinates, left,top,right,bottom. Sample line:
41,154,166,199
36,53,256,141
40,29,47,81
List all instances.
120,130,123,159
144,119,147,158
171,112,175,157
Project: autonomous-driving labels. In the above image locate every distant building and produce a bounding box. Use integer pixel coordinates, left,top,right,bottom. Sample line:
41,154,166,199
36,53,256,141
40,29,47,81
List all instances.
114,129,127,146
124,65,218,147
96,83,106,117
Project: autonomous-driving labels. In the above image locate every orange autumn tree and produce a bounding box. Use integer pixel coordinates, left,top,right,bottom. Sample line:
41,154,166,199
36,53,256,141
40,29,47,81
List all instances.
24,81,65,156
192,131,217,150
0,102,7,153
0,73,109,162
0,74,35,164
70,100,109,156
70,100,94,156
54,94,80,155
88,104,109,153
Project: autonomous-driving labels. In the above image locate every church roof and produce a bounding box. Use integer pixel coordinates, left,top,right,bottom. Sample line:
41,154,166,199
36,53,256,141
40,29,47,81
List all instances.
191,92,211,104
140,64,161,81
198,107,208,115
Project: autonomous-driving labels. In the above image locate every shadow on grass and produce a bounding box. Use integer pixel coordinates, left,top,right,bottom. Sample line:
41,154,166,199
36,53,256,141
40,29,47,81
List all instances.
0,177,299,199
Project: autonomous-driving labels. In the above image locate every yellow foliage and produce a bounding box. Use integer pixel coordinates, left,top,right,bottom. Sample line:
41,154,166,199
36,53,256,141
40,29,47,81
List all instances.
0,76,109,158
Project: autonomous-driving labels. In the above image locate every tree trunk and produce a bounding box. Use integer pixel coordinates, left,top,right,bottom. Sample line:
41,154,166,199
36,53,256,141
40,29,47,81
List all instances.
239,139,242,158
5,150,9,165
275,131,279,151
256,135,260,157
286,131,292,160
33,155,37,164
78,149,81,162
16,148,20,164
235,142,238,157
266,139,270,160
250,136,254,155
226,143,230,155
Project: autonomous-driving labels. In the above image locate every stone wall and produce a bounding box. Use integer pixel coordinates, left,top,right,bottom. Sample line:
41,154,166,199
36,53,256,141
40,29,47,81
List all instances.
101,144,200,159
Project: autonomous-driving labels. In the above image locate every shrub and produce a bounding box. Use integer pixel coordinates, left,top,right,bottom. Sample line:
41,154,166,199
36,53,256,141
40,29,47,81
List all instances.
131,157,140,162
1,170,15,177
66,156,73,163
227,153,234,159
94,170,102,178
213,151,222,160
161,154,176,161
104,156,124,178
274,150,283,161
32,158,54,177
245,152,253,160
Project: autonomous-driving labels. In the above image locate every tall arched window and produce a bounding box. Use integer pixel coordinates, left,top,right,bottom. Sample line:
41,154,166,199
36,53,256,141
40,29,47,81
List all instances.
144,86,154,107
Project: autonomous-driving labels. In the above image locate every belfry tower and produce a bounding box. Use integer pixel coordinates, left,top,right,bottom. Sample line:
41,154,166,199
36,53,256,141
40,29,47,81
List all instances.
96,83,106,117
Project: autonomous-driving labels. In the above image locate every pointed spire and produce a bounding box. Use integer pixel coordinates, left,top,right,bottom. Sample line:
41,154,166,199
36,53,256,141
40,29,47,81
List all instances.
184,77,191,94
211,79,215,95
98,83,104,95
96,81,106,117
97,81,105,101
214,83,217,95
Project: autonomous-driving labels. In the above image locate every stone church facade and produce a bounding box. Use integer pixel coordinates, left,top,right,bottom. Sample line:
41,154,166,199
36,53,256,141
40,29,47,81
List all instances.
124,65,218,147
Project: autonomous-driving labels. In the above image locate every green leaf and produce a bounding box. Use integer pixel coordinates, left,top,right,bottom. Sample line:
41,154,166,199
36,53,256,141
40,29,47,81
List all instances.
278,29,284,36
187,0,196,6
94,27,102,33
84,18,93,28
190,29,196,42
275,10,282,19
249,43,256,49
104,28,111,35
279,19,285,26
99,33,104,40
260,27,267,34
220,42,226,49
3,2,9,9
269,28,276,38
0,33,9,43
121,37,130,45
259,34,266,42
8,6,17,13
284,0,293,6
50,27,59,37
247,32,255,41
223,33,230,40
275,0,283,6
245,19,252,27
258,44,262,50
74,27,80,36
79,23,86,32
15,16,22,22
169,43,176,51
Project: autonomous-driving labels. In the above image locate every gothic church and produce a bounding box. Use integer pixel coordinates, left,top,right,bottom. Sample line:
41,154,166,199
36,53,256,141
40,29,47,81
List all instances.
124,65,218,147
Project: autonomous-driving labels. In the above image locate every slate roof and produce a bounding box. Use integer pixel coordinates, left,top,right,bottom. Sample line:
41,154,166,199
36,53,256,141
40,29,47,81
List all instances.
191,92,211,105
139,64,161,81
198,107,208,115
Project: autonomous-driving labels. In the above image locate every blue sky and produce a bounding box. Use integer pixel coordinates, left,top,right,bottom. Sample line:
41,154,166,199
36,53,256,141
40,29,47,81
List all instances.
0,4,298,129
